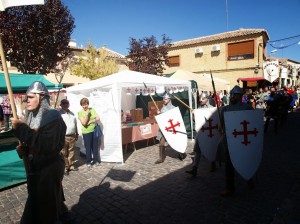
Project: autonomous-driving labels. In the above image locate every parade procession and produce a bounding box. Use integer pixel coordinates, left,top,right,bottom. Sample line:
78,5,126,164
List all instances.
1,0,300,223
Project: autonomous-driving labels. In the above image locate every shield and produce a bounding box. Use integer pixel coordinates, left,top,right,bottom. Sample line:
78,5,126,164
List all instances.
193,107,221,161
155,107,187,153
224,110,264,180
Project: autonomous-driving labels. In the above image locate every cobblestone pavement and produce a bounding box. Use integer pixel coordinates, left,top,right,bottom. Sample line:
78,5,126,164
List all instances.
1,110,300,224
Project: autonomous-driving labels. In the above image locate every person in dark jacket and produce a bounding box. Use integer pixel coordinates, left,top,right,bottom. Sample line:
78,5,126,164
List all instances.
10,81,69,224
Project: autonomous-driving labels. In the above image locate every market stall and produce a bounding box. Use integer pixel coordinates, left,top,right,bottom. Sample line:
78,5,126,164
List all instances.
66,70,193,163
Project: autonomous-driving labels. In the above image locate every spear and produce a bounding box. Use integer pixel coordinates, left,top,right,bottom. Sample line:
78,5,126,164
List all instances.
169,93,193,111
210,70,223,132
143,82,159,111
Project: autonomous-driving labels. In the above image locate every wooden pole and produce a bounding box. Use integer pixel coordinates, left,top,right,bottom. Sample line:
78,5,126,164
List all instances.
170,94,193,111
0,36,17,118
210,70,223,133
0,35,29,176
143,82,159,111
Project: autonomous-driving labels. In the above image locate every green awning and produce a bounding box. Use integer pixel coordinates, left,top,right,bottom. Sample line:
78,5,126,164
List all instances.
0,73,62,94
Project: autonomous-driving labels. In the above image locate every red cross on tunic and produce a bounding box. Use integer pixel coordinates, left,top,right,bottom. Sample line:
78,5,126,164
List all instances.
143,88,148,94
126,87,131,93
201,118,218,138
232,120,258,145
134,88,139,94
165,119,180,134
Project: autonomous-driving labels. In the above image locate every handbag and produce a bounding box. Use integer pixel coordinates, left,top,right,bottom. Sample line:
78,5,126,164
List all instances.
93,123,103,138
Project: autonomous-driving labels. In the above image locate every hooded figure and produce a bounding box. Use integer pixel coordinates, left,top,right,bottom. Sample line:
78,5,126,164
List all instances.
10,81,68,224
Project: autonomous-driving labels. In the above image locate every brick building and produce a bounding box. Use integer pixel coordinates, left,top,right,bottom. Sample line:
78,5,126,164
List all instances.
164,28,269,88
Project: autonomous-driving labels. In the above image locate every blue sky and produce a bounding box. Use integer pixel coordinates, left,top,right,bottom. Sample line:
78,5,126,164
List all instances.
62,0,300,62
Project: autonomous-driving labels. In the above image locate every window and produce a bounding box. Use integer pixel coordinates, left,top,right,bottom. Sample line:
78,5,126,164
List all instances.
228,40,254,61
168,55,180,67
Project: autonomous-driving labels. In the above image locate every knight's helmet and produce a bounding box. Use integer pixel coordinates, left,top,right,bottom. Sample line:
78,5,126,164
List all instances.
163,92,171,100
230,85,243,98
26,81,49,96
199,92,208,101
24,81,49,102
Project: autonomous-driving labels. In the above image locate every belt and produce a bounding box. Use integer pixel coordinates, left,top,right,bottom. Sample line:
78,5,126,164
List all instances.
66,134,76,136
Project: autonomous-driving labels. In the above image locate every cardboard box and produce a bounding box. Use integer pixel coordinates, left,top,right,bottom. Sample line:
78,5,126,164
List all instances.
148,101,163,119
130,108,143,122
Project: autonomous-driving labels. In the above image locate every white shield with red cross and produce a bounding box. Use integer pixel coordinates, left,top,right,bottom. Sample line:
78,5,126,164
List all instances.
194,107,221,162
224,109,264,180
155,107,187,153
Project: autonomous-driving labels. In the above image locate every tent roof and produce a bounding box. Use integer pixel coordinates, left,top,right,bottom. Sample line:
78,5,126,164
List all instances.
166,69,230,91
67,70,191,94
0,73,62,94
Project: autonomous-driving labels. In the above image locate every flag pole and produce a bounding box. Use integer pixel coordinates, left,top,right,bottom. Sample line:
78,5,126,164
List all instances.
0,35,29,176
0,35,18,118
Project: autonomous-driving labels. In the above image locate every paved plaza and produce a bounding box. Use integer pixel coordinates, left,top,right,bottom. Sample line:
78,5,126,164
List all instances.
1,110,300,224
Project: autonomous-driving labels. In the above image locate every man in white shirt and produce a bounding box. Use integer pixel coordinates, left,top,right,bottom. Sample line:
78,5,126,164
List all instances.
59,99,79,175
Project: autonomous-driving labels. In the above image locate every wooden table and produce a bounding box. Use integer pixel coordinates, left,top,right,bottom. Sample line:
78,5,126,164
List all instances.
122,120,159,153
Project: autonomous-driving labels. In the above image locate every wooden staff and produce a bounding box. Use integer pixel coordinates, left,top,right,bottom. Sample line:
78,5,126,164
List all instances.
143,82,159,111
210,70,223,133
0,36,18,118
170,93,193,111
0,35,29,176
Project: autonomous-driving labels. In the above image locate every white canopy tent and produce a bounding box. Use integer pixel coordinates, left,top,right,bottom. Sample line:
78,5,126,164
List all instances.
167,69,230,92
66,70,193,163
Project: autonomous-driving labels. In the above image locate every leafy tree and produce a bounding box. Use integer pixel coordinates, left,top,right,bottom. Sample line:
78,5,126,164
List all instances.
126,34,172,75
70,42,119,80
0,0,75,74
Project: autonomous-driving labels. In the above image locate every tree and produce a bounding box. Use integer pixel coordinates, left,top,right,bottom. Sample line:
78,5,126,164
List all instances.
126,34,172,75
0,0,75,74
70,42,119,80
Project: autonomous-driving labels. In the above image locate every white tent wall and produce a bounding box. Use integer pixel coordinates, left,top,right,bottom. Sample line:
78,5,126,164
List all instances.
68,86,124,163
66,70,193,163
121,87,136,114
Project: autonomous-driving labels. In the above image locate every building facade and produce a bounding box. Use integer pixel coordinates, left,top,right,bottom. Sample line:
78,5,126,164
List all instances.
164,28,300,89
164,28,270,88
266,57,300,87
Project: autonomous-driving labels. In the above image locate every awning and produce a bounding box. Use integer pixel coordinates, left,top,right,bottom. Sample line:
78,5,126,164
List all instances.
237,77,266,82
0,73,62,94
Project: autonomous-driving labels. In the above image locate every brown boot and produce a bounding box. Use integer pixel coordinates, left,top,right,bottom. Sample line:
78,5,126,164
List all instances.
155,146,166,164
